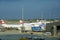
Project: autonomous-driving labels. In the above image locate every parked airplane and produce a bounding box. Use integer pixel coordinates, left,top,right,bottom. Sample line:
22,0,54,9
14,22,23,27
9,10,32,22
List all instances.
0,19,24,30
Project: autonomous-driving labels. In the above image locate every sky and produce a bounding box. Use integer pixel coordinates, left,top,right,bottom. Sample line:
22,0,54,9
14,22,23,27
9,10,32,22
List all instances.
0,0,60,20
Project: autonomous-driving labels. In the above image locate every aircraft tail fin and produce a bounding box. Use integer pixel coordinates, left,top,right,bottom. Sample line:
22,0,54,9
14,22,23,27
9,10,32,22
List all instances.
19,20,24,24
0,19,6,24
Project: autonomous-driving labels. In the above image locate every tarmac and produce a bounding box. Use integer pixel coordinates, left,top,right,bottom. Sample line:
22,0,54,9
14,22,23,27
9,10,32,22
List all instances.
0,30,43,35
0,30,59,37
0,30,60,40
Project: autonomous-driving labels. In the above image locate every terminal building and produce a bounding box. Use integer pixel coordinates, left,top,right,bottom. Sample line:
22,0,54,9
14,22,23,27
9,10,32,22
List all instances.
46,20,60,32
46,20,60,36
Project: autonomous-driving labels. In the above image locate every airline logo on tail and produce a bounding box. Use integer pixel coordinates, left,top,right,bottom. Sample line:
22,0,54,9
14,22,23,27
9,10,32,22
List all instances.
0,19,6,24
19,20,24,24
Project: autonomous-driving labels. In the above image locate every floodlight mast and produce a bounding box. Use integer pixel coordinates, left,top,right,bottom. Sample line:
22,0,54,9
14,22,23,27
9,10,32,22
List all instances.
21,0,24,20
22,8,24,20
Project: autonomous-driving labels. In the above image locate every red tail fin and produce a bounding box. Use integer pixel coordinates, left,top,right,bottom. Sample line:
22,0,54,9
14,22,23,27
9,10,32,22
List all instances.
19,20,24,24
0,19,6,24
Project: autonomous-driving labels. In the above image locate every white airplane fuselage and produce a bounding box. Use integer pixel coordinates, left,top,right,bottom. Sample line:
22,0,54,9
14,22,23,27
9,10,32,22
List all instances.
1,23,32,30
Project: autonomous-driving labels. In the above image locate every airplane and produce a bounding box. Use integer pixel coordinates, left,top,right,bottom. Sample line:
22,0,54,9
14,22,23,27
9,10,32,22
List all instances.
0,19,26,30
